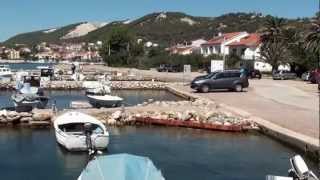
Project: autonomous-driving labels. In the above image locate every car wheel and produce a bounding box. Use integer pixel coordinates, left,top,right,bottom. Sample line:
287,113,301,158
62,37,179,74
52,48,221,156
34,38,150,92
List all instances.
234,84,243,92
200,85,209,93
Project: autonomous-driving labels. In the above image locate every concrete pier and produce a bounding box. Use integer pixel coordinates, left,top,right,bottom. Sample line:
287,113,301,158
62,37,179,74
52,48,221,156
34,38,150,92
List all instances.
165,83,319,160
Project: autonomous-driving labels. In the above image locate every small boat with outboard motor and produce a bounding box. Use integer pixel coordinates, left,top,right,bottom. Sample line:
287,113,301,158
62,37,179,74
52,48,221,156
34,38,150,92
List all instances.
54,111,109,151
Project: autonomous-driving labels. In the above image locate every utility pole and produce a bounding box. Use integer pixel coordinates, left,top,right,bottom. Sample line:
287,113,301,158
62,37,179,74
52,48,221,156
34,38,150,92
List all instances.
222,37,226,70
318,0,320,175
108,43,111,56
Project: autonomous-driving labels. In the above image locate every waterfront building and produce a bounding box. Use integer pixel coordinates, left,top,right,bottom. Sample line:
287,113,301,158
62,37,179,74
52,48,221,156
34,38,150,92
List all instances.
167,39,207,55
200,32,248,57
6,49,20,60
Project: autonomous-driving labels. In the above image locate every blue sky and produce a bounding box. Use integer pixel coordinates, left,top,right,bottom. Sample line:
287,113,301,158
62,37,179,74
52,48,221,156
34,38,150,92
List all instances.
0,0,318,42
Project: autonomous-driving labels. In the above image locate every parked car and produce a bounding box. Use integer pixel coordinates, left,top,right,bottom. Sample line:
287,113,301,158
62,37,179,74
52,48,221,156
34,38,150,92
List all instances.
190,70,249,93
272,70,297,80
248,69,262,79
309,68,320,84
301,71,310,81
157,64,182,72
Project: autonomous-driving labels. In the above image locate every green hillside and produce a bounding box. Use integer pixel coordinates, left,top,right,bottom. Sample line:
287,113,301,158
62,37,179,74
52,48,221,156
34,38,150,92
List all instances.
4,23,82,46
3,12,310,47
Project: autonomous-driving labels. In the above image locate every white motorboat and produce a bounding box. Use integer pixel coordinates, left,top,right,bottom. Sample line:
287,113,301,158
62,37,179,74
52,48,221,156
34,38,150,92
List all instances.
0,65,13,78
267,155,318,180
54,111,109,151
12,93,49,109
85,85,111,95
11,83,49,112
288,155,318,180
78,154,165,180
87,95,123,108
84,78,112,96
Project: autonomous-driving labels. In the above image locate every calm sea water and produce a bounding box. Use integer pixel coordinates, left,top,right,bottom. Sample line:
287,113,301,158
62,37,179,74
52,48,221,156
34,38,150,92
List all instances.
0,62,56,70
0,126,317,180
0,89,184,110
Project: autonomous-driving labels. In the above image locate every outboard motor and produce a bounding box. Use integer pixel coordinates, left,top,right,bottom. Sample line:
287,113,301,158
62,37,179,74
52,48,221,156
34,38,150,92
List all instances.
84,123,94,157
288,155,319,180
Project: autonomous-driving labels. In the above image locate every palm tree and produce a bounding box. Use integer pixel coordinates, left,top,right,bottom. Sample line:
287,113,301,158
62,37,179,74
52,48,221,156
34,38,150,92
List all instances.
262,17,285,39
260,17,288,71
305,19,320,61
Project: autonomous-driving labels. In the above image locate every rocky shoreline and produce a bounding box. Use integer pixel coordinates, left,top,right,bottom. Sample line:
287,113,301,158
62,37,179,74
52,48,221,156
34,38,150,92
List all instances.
0,99,257,132
0,80,169,90
92,99,256,129
0,109,52,127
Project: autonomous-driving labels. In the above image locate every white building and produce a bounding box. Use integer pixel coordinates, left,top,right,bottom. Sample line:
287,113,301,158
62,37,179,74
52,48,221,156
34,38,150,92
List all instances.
168,39,208,55
200,32,249,56
226,33,261,60
6,49,20,60
201,32,286,72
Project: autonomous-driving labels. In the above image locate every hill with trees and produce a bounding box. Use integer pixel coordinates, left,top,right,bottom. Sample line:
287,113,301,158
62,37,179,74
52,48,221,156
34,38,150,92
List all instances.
4,12,309,47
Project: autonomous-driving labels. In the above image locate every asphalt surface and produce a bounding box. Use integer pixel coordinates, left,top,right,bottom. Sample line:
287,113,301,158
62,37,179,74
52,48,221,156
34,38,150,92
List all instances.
175,79,319,138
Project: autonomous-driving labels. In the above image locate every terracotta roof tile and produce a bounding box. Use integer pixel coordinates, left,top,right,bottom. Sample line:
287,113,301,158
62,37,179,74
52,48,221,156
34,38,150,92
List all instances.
227,33,261,47
202,32,245,45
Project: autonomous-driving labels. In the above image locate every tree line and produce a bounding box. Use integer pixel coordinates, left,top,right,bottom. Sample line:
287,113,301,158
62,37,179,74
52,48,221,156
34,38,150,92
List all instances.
260,16,320,75
100,15,320,75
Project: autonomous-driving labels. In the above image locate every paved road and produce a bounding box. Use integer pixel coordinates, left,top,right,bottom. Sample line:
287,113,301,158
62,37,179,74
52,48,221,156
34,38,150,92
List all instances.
174,79,319,138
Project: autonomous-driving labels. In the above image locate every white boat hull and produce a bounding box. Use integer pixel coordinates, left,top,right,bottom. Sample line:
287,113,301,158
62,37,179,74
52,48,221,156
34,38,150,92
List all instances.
53,112,110,151
55,129,109,151
12,96,49,109
87,95,123,108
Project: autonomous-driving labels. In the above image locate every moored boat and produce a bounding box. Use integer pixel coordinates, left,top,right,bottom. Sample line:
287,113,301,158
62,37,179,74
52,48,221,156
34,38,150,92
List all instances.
0,65,13,78
87,95,123,108
78,153,165,180
85,85,111,96
11,83,49,112
11,93,49,111
53,111,109,151
266,155,318,180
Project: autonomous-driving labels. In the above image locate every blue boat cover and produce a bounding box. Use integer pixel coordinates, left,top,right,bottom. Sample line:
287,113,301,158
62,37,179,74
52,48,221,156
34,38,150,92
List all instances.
79,154,165,180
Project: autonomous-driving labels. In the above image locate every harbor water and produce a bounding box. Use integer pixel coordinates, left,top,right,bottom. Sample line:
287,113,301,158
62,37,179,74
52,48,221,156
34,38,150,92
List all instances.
0,62,55,70
0,89,184,110
0,126,317,180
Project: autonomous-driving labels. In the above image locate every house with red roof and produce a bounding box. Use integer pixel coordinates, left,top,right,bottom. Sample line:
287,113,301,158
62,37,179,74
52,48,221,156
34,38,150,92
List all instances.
200,32,249,57
167,39,207,55
227,33,261,60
